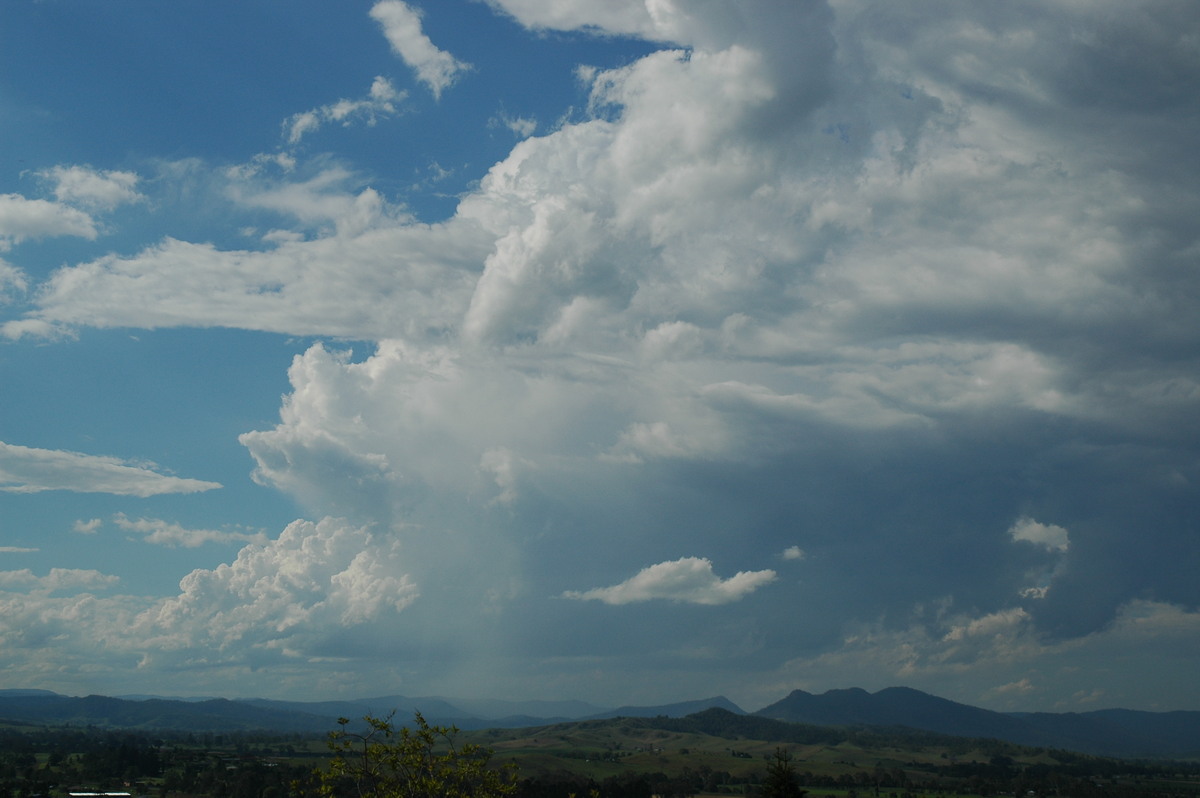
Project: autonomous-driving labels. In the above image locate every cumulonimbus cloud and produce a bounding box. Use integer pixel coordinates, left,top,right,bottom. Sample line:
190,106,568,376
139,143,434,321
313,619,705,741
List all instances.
1,0,1198,707
562,556,777,605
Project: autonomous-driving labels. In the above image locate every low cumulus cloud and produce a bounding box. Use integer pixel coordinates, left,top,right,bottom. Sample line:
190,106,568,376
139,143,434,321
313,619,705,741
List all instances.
563,557,777,605
112,514,268,549
0,518,421,696
134,518,418,664
36,165,144,211
0,568,119,593
0,258,27,302
0,193,97,249
370,1,470,98
1009,517,1070,552
284,76,406,145
0,441,221,496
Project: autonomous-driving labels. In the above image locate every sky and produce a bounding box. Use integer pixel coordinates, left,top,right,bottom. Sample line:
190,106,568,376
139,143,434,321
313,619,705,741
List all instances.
1,0,1199,715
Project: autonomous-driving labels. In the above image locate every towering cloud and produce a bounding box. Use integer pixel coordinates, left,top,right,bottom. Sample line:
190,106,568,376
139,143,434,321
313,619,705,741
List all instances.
0,0,1197,708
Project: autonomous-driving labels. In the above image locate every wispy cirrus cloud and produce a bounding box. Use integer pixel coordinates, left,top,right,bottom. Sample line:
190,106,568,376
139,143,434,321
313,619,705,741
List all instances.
0,441,220,497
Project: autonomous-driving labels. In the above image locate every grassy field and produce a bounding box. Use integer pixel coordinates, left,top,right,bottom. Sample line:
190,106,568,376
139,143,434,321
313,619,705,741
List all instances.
468,716,1056,785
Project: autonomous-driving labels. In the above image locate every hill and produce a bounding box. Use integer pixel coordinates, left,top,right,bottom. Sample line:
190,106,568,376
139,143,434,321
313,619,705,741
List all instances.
756,687,1200,758
586,696,745,720
0,691,740,735
4,686,1200,758
472,710,1200,797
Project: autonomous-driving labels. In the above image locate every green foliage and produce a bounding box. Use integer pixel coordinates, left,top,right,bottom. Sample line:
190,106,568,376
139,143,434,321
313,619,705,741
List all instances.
760,748,806,798
318,712,517,798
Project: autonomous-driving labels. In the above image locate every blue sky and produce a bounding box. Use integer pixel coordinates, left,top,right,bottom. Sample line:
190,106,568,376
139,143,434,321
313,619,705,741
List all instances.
2,0,1199,713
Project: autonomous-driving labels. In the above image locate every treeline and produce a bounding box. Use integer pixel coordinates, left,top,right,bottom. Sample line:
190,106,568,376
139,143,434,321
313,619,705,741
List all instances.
2,720,1199,798
0,725,316,798
646,708,1026,754
515,770,719,798
511,762,1200,798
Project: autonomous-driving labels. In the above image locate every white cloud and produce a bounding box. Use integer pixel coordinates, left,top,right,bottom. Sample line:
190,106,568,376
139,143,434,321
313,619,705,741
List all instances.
112,514,268,548
134,517,418,661
1009,516,1070,552
283,76,406,144
782,546,804,561
772,599,1200,712
562,556,777,605
489,111,537,139
0,547,38,554
16,0,1190,444
6,209,492,339
370,1,471,98
0,568,119,593
36,165,144,210
0,258,27,302
484,0,732,46
986,678,1035,699
0,518,419,696
0,193,97,249
4,1,1200,706
485,0,661,38
73,519,102,534
0,440,221,496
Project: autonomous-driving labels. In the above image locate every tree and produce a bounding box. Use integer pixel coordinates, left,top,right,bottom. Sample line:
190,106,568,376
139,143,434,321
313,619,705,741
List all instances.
317,712,517,798
760,748,806,798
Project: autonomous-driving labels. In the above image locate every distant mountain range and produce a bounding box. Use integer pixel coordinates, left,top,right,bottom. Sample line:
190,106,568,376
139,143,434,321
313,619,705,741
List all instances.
757,687,1200,758
3,686,1199,759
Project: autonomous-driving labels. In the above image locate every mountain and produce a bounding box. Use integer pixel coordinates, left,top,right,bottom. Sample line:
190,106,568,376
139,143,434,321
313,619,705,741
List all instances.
0,691,601,733
237,695,603,730
0,689,59,698
431,697,605,721
0,693,334,732
758,687,1034,741
756,687,1200,758
0,691,735,733
587,695,745,720
5,687,1200,758
240,694,471,721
